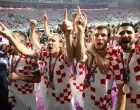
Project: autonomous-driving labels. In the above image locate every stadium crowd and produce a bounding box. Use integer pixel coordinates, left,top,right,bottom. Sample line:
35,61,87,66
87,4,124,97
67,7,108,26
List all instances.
0,8,139,29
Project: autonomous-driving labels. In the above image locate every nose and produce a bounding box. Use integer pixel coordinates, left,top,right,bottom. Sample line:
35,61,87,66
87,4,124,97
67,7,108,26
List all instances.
48,40,52,44
97,35,102,40
123,32,128,38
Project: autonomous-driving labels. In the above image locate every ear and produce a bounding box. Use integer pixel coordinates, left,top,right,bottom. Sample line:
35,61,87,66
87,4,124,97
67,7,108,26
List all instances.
21,40,26,45
59,42,63,48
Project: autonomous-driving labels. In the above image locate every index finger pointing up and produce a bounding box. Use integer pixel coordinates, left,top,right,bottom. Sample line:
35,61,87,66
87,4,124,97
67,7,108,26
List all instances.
77,6,81,14
64,8,67,20
44,11,48,17
0,22,7,30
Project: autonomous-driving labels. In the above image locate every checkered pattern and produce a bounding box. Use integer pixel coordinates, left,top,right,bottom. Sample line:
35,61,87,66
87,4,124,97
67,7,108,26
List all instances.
51,83,72,104
2,43,39,94
70,63,85,92
83,89,112,109
72,82,84,92
40,44,47,51
114,45,140,109
8,55,38,94
9,90,16,107
8,81,34,94
0,42,15,56
38,51,73,104
104,46,124,84
126,94,140,108
38,60,49,88
38,60,46,76
82,46,123,109
26,41,32,48
38,58,50,89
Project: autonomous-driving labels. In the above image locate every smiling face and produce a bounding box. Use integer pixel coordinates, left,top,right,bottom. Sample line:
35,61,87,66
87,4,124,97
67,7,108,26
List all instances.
118,26,135,52
93,28,109,51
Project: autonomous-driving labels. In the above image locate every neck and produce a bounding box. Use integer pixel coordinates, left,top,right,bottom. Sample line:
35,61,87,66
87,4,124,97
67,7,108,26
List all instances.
98,49,107,55
51,52,60,58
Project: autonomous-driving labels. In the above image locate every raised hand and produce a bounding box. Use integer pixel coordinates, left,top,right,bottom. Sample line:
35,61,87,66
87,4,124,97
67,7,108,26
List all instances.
35,31,42,42
94,56,109,74
72,12,78,23
0,22,12,38
58,8,73,37
89,44,109,74
30,20,37,29
75,6,87,33
72,12,78,34
42,11,48,22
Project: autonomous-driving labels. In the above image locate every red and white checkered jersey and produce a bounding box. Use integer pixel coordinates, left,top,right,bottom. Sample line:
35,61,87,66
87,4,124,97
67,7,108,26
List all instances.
26,41,32,48
38,60,49,89
26,41,48,90
37,51,73,104
0,42,15,55
83,46,123,109
40,44,47,51
70,62,86,106
1,42,39,94
115,44,140,109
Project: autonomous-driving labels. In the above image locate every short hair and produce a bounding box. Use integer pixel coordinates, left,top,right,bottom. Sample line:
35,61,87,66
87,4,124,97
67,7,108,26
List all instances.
94,25,111,38
88,26,96,30
13,30,28,42
118,23,134,31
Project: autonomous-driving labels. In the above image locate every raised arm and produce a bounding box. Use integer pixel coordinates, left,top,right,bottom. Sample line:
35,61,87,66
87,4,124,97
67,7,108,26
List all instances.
30,20,42,50
0,22,38,59
75,6,88,63
72,12,78,34
43,11,52,37
58,8,75,63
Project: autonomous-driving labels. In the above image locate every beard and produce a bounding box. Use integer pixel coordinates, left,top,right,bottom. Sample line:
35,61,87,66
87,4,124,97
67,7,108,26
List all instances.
119,39,135,51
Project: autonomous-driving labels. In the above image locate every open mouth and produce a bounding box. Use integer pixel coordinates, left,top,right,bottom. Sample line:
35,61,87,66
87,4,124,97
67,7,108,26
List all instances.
121,38,131,44
97,43,103,45
47,46,53,50
122,40,130,44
